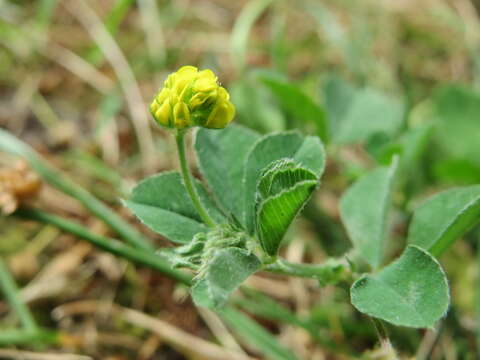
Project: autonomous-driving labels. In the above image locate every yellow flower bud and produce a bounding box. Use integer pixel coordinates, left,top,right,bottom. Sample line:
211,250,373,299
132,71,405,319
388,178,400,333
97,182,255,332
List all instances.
150,66,235,130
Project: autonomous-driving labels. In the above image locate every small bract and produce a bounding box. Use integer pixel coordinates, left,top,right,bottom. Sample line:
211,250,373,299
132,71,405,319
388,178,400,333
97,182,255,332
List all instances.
150,66,235,129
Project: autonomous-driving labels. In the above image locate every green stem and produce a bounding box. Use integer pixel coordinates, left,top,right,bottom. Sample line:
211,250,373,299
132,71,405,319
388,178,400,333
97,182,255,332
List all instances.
0,128,153,252
0,329,58,346
265,258,350,285
0,258,38,332
16,208,192,286
175,129,216,228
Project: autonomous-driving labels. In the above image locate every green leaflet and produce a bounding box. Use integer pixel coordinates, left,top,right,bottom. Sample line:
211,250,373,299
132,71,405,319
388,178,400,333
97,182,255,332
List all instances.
322,74,355,135
256,182,317,256
432,86,480,168
124,172,224,244
260,76,328,142
230,74,286,133
191,247,261,309
255,159,318,256
195,125,260,222
243,132,325,233
350,245,450,328
340,159,398,269
256,159,317,200
408,185,480,256
334,88,404,145
366,125,432,171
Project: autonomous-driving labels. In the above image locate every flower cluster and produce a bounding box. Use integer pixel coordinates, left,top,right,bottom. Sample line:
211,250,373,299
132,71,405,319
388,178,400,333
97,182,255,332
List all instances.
150,66,235,129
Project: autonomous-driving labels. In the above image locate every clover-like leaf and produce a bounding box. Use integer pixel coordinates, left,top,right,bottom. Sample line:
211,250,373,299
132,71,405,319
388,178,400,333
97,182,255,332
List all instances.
124,172,223,243
350,245,449,328
408,185,480,256
195,125,260,222
255,159,318,256
243,132,325,233
191,247,261,309
340,159,398,269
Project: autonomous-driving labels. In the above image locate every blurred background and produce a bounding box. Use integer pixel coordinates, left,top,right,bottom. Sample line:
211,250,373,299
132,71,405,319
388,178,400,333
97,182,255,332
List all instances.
1,0,480,359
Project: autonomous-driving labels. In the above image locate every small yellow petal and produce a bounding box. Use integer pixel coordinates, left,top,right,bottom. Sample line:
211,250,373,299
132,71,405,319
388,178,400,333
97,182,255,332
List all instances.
155,88,170,104
217,86,229,101
154,101,172,127
150,101,159,114
173,102,191,129
205,100,235,129
177,65,198,74
189,89,217,108
164,73,176,89
169,94,180,106
193,77,217,93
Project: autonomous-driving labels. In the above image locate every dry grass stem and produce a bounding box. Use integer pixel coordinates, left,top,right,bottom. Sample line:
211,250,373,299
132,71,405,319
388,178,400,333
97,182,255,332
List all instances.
197,307,246,354
53,300,257,360
0,350,92,360
65,0,156,172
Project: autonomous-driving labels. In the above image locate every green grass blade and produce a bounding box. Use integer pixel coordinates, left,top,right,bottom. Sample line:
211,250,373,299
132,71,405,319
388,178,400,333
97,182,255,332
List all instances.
0,329,58,346
0,259,38,332
35,0,59,28
219,307,298,360
16,208,192,285
0,128,153,251
234,289,307,330
231,0,277,72
85,0,136,64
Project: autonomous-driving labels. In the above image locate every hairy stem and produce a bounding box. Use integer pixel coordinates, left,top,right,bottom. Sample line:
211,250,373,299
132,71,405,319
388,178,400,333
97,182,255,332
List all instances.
16,208,192,286
265,258,350,284
175,129,216,228
0,258,38,332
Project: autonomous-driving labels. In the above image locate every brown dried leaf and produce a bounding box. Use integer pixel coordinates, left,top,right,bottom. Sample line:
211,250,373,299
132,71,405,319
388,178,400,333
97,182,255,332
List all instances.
0,160,42,214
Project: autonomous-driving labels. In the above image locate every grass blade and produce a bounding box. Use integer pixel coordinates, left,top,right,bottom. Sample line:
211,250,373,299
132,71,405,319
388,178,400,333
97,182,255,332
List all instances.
231,0,276,72
15,208,191,285
219,307,298,360
0,258,38,332
0,128,153,251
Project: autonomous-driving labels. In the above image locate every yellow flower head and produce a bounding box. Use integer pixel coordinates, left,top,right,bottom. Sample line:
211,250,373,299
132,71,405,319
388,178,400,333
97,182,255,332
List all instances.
150,66,235,130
